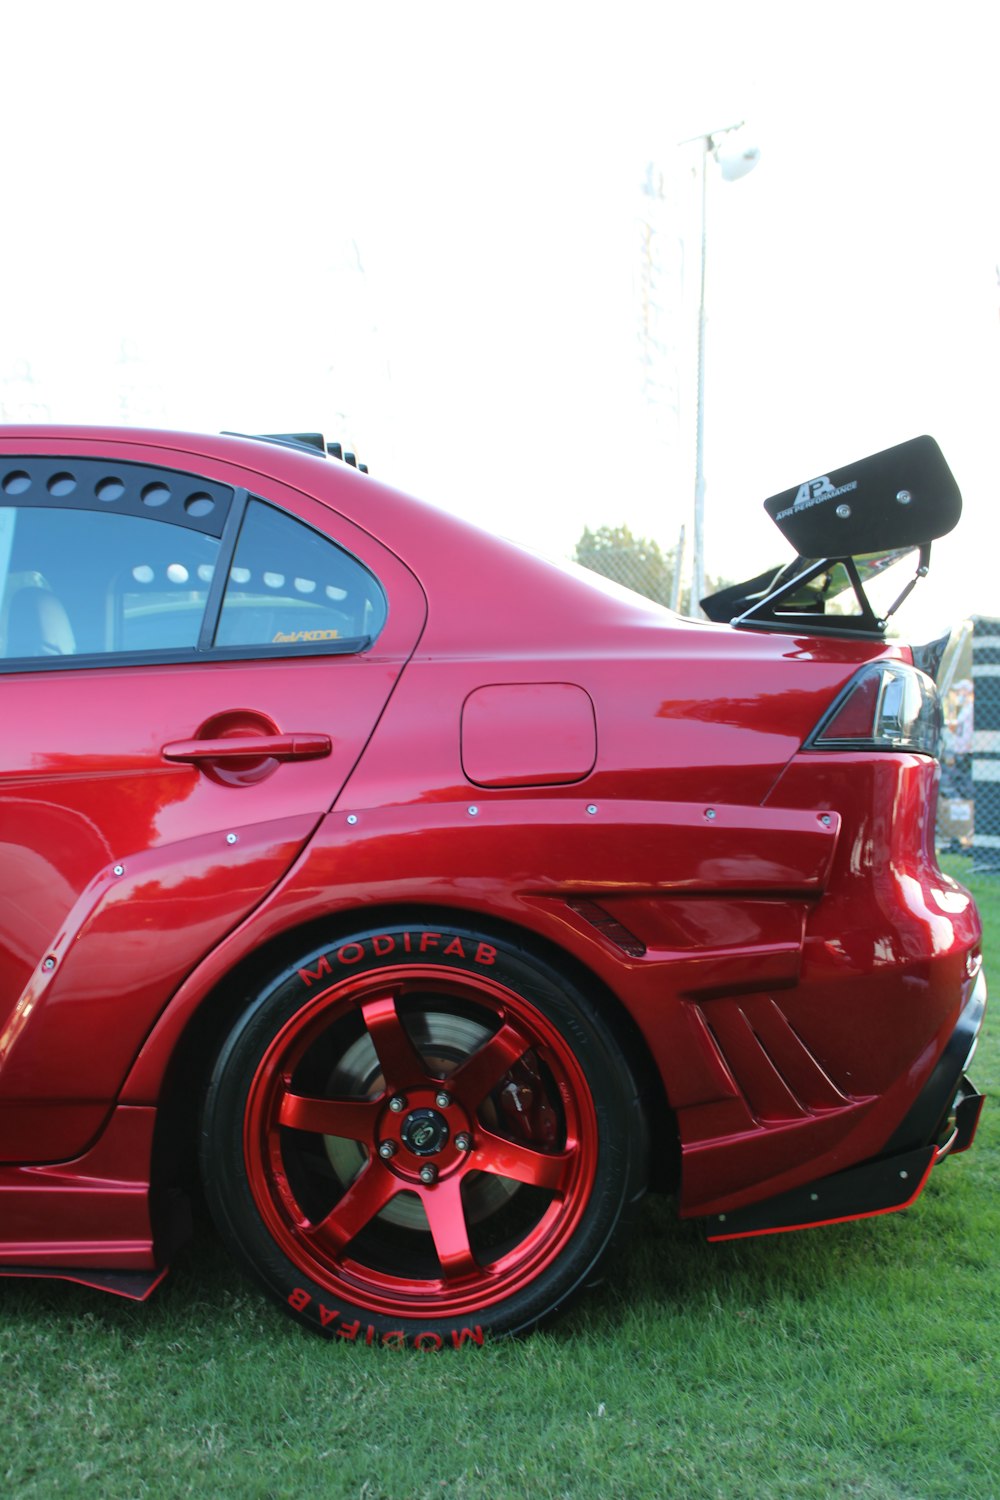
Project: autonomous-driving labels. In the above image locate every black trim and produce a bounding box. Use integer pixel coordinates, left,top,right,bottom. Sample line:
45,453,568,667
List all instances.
947,1076,986,1155
728,546,932,639
197,488,248,650
0,1265,167,1301
884,971,986,1154
703,1145,936,1240
0,456,233,538
731,554,884,637
0,636,374,675
221,431,369,472
222,430,327,458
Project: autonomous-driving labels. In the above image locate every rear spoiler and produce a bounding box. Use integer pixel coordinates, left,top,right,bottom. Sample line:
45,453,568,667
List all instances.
701,436,961,637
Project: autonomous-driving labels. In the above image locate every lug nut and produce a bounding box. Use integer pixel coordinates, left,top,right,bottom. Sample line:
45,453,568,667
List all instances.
378,1140,397,1160
388,1095,407,1113
419,1164,438,1185
435,1091,452,1109
454,1132,472,1152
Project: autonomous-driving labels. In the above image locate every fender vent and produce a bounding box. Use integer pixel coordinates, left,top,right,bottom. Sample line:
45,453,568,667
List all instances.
565,900,646,957
699,996,855,1123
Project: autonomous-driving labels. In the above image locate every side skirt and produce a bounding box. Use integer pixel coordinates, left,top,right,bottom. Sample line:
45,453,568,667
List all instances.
0,1265,168,1301
0,1105,161,1273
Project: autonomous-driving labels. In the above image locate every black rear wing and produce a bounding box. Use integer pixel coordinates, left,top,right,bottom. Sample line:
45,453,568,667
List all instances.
702,436,962,637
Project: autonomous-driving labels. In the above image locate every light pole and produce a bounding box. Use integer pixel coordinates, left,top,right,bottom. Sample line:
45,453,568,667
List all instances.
682,123,759,616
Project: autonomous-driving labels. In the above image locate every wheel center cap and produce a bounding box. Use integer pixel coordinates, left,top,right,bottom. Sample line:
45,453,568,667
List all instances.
401,1107,450,1157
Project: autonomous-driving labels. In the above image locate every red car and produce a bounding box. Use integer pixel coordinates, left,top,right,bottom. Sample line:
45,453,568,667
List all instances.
0,426,985,1349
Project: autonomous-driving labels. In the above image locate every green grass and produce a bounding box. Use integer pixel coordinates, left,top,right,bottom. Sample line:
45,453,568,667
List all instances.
3,873,998,1500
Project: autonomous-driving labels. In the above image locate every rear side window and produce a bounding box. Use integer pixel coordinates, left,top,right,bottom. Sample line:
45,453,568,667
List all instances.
0,458,386,667
216,500,386,649
0,506,219,657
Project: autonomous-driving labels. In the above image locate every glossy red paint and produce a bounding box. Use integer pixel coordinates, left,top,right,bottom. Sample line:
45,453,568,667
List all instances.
0,424,986,1340
0,1105,158,1267
461,682,597,787
0,814,317,1161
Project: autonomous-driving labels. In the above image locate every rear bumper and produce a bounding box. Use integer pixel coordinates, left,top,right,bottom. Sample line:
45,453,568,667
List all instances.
702,971,987,1243
884,968,986,1156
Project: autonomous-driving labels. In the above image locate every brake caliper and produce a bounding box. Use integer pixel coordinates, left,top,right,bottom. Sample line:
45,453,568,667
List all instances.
498,1051,559,1147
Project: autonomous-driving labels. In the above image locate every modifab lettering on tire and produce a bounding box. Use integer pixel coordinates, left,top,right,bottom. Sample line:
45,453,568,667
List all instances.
199,925,647,1345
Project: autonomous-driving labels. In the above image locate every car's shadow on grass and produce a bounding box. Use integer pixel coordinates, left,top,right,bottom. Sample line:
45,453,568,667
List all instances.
550,1180,981,1350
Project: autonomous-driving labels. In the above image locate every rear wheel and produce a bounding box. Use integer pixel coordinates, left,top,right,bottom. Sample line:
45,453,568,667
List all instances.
200,923,646,1346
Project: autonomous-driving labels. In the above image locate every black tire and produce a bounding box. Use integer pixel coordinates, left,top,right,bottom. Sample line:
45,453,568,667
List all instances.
200,921,646,1347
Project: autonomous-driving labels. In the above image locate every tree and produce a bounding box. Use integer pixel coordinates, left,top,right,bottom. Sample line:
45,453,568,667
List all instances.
574,524,731,615
574,524,680,609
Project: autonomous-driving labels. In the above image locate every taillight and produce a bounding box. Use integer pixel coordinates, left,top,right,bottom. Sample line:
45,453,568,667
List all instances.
806,661,941,756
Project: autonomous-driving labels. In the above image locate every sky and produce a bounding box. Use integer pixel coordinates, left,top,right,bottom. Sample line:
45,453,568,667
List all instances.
2,0,997,636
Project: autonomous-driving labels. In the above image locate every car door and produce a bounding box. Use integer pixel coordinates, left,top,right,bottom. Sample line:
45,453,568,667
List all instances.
0,436,426,1162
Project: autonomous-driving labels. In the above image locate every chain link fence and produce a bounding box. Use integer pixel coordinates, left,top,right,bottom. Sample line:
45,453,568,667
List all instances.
574,524,692,613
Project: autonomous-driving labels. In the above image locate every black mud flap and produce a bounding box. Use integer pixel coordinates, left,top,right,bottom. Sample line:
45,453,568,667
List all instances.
702,1146,937,1243
937,1075,986,1157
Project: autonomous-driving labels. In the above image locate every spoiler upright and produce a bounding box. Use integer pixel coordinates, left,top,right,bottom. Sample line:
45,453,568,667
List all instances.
702,436,962,637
